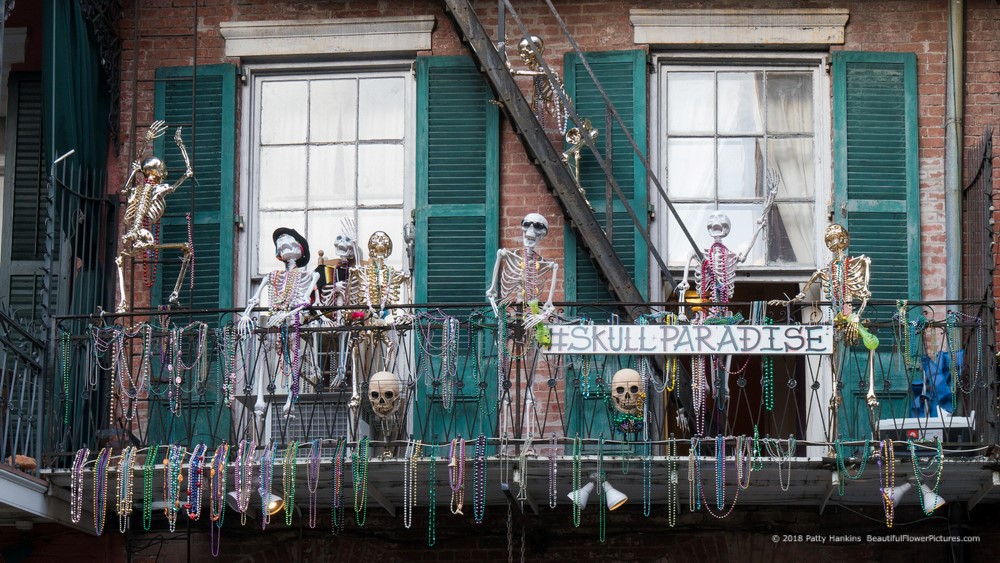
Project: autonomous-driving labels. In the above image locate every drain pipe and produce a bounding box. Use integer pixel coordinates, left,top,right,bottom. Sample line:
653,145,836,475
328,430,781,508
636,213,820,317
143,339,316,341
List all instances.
944,0,965,301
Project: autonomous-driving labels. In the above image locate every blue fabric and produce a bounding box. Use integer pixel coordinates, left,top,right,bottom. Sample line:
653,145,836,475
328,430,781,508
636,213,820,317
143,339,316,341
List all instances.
912,350,962,417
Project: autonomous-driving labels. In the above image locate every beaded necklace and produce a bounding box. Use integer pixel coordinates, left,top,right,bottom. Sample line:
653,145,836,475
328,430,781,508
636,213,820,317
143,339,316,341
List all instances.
448,437,466,515
61,331,72,424
209,443,229,557
834,437,870,496
692,356,707,436
283,441,299,526
331,438,347,535
142,444,159,530
186,212,195,289
169,322,208,416
71,448,90,524
642,441,652,517
750,426,763,472
403,440,422,529
307,439,321,529
164,445,186,532
258,442,275,530
268,266,301,312
473,434,487,524
597,437,606,544
878,439,896,528
949,311,983,393
361,261,393,313
94,447,113,535
765,435,795,492
761,317,775,411
186,443,207,521
113,323,151,422
427,448,438,547
416,313,460,409
142,218,160,288
234,439,256,525
735,435,752,490
688,438,701,512
217,325,239,407
667,437,678,527
695,436,741,519
908,439,944,514
571,435,582,527
548,433,558,509
353,437,370,527
116,446,137,532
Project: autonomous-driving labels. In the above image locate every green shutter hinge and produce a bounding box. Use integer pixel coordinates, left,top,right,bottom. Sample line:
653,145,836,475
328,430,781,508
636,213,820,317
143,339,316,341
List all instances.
235,214,245,230
648,202,656,222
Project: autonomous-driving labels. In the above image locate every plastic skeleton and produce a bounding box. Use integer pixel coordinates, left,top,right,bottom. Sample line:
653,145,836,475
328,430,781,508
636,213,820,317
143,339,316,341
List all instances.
507,36,568,134
239,229,320,420
770,224,879,412
674,184,776,432
486,213,559,330
314,218,363,323
346,231,410,323
115,121,193,312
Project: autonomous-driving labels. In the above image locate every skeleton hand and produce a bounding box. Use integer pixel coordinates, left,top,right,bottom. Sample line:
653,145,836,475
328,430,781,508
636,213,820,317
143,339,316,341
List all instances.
676,281,689,299
676,407,690,434
146,120,168,142
237,314,256,339
487,292,499,317
768,292,805,307
523,311,546,330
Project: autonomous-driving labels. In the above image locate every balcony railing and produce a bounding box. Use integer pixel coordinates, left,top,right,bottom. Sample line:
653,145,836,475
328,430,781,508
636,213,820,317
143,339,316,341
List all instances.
0,304,46,477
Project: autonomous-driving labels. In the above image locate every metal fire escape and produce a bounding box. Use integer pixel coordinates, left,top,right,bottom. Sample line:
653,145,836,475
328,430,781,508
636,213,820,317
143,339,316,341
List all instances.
441,0,702,316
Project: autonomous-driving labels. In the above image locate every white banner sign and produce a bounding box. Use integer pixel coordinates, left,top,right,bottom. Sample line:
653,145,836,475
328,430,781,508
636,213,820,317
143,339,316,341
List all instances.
544,324,833,355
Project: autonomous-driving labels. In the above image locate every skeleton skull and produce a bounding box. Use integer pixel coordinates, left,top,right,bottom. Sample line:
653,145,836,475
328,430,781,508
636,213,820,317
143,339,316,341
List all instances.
518,36,544,70
611,368,643,414
522,213,549,250
368,371,402,418
825,224,850,253
368,231,393,261
706,211,732,240
141,156,166,182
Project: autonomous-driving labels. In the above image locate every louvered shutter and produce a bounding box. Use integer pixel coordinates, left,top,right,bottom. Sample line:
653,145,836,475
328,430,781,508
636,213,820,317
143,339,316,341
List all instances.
832,51,920,439
563,50,648,314
414,56,498,442
149,64,236,447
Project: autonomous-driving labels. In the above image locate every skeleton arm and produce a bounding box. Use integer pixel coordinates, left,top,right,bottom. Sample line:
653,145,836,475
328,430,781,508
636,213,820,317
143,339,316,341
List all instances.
238,279,269,336
676,253,701,301
163,127,194,194
486,248,513,315
736,184,778,264
768,268,824,307
854,255,872,317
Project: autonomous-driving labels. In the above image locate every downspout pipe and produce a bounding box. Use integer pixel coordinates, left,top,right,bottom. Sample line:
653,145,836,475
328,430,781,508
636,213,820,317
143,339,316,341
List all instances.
945,0,964,301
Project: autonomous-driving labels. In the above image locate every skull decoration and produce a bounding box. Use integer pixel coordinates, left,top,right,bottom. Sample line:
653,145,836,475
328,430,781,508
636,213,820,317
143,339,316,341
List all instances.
824,223,850,253
368,231,393,261
368,371,403,419
706,211,732,240
518,36,544,70
522,213,549,250
334,218,361,263
610,368,643,414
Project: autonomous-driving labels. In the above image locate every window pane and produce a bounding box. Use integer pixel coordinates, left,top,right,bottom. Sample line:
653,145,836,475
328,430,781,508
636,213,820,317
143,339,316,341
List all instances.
311,79,358,142
666,203,715,267
261,81,308,145
309,145,356,207
717,138,761,199
767,138,814,198
257,211,306,276
359,77,405,141
357,209,407,271
666,138,714,199
767,203,814,265
307,210,353,259
715,203,767,266
667,72,714,134
358,144,404,206
718,72,763,135
766,72,813,134
259,146,307,209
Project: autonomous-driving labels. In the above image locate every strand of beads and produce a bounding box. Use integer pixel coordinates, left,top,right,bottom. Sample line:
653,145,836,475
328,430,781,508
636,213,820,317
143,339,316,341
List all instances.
692,356,707,436
765,435,795,492
163,445,185,532
283,441,299,526
209,443,229,557
571,435,582,527
70,448,90,524
218,325,238,407
353,437,370,527
642,441,651,517
427,448,437,547
234,439,256,525
879,439,896,528
141,445,158,531
689,437,701,512
307,439,321,529
909,439,944,514
331,438,347,535
403,440,422,529
93,447,112,535
186,212,195,289
735,435,752,490
750,426,764,472
761,317,775,411
697,436,741,519
61,331,72,424
258,443,275,530
473,434,487,524
667,436,678,527
448,437,466,515
116,446,137,532
186,443,207,521
548,433,558,509
597,436,606,543
835,437,870,496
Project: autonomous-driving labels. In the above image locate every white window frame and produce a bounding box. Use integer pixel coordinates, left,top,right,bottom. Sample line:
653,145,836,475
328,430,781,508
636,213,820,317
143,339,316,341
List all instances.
649,52,832,302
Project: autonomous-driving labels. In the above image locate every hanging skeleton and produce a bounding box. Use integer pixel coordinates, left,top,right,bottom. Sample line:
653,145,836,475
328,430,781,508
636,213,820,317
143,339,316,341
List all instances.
115,120,193,313
507,36,569,134
675,180,777,433
486,213,559,332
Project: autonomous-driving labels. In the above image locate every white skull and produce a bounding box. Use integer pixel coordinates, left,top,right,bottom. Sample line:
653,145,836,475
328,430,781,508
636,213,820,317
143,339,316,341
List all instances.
706,211,731,240
522,213,549,250
611,368,642,414
368,371,402,418
334,218,360,262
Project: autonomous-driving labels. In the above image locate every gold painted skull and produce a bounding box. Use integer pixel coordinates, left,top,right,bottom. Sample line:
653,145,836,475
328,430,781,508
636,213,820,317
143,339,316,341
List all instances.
368,231,393,261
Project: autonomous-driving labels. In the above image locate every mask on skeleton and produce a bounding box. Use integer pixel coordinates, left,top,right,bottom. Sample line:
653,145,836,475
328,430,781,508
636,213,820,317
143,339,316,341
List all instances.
611,368,643,414
368,371,403,418
706,211,732,240
522,213,548,250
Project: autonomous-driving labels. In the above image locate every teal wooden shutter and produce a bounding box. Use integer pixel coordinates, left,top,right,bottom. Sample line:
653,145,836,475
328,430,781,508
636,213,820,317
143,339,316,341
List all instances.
832,51,920,440
150,64,236,447
562,51,647,443
414,56,498,442
563,50,648,314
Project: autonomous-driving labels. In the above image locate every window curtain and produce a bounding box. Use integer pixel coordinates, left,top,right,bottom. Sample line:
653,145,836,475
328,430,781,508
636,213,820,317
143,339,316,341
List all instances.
765,80,813,264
